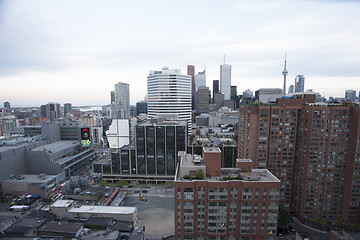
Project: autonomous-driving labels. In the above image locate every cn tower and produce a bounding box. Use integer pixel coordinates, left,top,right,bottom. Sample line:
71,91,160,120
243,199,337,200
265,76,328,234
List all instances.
282,54,288,96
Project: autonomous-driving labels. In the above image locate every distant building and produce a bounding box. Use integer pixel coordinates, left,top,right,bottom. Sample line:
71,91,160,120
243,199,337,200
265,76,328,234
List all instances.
175,148,280,239
64,103,72,115
212,92,224,111
196,86,211,113
255,88,283,104
288,85,294,93
110,90,115,104
105,119,130,149
195,70,206,91
0,115,18,136
294,75,305,92
187,65,195,110
345,89,356,102
4,101,10,109
220,64,231,100
46,102,61,122
114,82,130,119
147,67,192,132
136,100,148,115
212,80,220,103
40,105,47,117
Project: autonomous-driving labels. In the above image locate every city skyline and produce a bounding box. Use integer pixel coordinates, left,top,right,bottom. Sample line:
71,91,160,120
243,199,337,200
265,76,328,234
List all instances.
1,0,360,106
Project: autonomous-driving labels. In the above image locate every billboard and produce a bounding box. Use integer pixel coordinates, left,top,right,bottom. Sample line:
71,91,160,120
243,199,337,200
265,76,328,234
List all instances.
81,127,91,147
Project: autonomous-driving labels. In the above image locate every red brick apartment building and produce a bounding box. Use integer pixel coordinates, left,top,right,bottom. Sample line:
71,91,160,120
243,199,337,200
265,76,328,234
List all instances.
174,147,281,240
238,94,360,225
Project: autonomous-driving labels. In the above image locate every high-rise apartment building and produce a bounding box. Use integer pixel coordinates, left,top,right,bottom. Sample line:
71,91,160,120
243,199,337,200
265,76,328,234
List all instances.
46,102,61,122
187,65,195,110
238,94,360,225
220,64,231,100
147,67,192,131
345,89,356,102
288,85,294,94
195,70,206,92
175,147,280,239
114,82,130,119
3,102,10,109
294,75,305,93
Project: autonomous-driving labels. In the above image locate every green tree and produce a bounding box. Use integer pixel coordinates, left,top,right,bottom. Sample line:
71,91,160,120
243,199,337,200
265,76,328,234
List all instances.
99,180,107,187
196,169,205,179
277,208,290,228
116,179,129,187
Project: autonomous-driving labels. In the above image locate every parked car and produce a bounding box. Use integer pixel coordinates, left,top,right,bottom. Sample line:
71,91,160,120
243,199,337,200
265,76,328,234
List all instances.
289,226,296,233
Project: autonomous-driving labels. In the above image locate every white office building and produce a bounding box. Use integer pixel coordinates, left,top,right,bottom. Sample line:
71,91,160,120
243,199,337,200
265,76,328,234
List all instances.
220,64,231,100
147,67,192,131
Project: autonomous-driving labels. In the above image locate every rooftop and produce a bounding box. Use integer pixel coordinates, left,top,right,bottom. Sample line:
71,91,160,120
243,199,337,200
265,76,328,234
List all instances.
68,205,137,215
38,221,84,234
3,174,57,183
203,147,221,153
31,140,79,153
50,200,75,208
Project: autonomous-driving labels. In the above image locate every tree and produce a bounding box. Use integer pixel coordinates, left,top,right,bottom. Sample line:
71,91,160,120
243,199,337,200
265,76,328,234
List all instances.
196,169,205,180
116,179,129,187
277,208,290,228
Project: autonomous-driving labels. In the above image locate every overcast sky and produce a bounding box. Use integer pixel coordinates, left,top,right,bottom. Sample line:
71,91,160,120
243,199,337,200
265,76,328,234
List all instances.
1,0,360,106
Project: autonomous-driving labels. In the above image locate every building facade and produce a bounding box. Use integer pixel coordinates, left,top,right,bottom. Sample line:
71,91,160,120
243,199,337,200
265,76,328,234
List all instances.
196,86,211,113
238,95,360,225
195,70,206,92
220,64,231,100
147,67,192,131
294,75,305,93
114,82,130,119
175,148,280,239
345,89,357,102
46,102,61,122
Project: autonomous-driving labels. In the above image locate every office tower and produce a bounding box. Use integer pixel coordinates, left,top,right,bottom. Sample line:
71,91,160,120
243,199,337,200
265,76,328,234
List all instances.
147,67,192,131
294,75,305,93
238,94,360,225
110,91,115,104
282,55,288,96
3,102,10,109
230,86,237,101
46,102,61,122
114,82,130,119
220,64,231,100
345,89,356,102
196,86,211,113
213,80,219,103
288,85,294,94
136,100,147,115
175,147,280,239
195,70,206,92
187,65,195,110
93,120,187,179
64,103,72,115
40,105,47,117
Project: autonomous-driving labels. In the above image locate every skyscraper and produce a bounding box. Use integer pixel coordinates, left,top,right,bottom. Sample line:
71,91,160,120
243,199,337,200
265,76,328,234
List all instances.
147,67,192,131
114,82,130,119
220,63,231,100
64,103,72,115
212,80,219,103
195,86,211,113
187,65,195,110
46,102,61,122
294,75,305,93
195,70,206,91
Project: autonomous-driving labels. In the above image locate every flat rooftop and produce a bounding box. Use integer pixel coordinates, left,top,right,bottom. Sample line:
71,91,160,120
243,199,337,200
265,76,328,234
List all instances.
180,153,204,167
203,147,221,153
68,205,137,215
31,140,79,153
51,200,75,208
3,174,57,183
